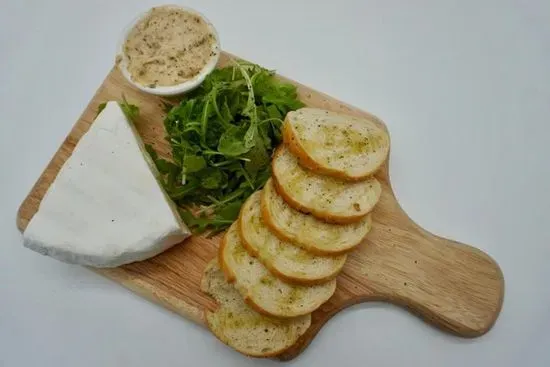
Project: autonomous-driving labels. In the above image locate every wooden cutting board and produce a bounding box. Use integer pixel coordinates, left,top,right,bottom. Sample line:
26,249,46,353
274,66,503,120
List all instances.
16,52,504,361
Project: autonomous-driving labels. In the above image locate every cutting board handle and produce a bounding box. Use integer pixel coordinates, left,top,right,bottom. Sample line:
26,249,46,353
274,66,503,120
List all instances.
279,189,505,361
379,233,503,328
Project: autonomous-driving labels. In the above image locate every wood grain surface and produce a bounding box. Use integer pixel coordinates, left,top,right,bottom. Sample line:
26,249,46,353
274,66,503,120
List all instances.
16,52,504,361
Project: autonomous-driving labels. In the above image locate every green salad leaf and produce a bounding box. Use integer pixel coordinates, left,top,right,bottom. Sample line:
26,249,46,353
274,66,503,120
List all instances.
119,96,139,121
96,97,139,122
149,60,304,234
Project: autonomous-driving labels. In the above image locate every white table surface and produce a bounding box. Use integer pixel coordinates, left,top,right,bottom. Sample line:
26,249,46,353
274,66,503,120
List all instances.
1,0,550,366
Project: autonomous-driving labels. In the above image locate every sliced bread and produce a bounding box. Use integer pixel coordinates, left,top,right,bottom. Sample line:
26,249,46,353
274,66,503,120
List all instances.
272,145,381,223
239,191,347,285
261,178,372,255
201,260,311,357
283,107,390,181
220,222,337,318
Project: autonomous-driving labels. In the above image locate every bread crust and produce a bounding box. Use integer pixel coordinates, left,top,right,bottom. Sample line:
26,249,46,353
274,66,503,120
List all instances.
271,147,380,224
260,181,371,256
201,260,311,358
238,193,345,285
282,109,390,181
219,224,336,318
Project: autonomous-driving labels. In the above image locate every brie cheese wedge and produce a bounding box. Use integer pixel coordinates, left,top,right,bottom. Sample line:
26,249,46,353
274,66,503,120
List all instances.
23,101,190,267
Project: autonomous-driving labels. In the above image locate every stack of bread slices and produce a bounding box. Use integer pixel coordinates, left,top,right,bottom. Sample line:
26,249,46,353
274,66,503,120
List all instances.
201,107,390,357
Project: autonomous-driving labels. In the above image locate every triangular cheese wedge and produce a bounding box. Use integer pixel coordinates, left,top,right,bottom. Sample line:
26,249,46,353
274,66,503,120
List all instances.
23,101,190,267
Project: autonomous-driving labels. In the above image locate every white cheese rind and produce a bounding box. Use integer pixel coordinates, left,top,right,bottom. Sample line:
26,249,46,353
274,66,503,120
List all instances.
23,101,190,267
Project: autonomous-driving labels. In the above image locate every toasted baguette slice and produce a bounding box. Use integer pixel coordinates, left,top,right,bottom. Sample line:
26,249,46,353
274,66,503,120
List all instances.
201,260,311,358
283,108,390,181
272,146,381,223
220,222,337,318
239,191,347,285
262,178,372,255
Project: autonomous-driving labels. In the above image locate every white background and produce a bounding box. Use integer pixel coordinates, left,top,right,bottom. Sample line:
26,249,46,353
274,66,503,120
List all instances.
1,0,549,366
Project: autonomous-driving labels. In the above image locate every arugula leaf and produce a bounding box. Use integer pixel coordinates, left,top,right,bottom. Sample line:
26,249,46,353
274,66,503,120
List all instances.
199,168,225,189
148,61,303,233
183,155,206,173
97,102,107,116
119,96,139,121
218,125,251,156
145,145,174,174
216,200,243,221
97,99,140,121
243,133,270,180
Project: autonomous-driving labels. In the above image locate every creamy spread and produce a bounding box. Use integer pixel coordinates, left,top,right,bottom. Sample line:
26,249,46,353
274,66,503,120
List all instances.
123,6,218,88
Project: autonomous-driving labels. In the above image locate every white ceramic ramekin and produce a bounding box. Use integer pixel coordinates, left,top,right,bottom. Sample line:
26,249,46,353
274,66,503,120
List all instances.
116,4,221,97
